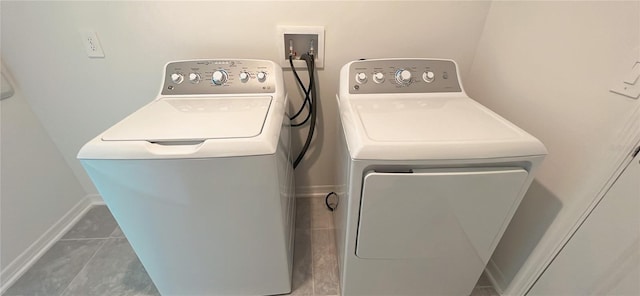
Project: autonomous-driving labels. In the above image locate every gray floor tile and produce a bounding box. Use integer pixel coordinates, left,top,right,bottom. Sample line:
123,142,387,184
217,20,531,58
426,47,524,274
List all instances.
476,271,493,287
310,197,333,229
60,237,159,296
61,205,119,240
296,198,311,231
10,201,499,296
311,229,339,295
290,229,313,295
4,239,104,296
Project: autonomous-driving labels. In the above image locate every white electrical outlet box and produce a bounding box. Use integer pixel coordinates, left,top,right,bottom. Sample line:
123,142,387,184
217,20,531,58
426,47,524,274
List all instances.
81,30,105,58
277,26,324,69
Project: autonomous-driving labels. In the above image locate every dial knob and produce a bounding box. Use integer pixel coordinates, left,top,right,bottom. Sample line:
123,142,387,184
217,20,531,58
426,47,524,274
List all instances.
189,73,201,84
239,72,250,83
373,72,385,84
170,73,184,84
211,70,228,85
395,69,412,85
257,71,267,82
355,72,368,84
422,71,435,83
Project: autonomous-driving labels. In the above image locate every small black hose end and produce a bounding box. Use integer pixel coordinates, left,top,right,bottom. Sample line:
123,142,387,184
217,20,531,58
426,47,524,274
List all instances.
325,192,338,211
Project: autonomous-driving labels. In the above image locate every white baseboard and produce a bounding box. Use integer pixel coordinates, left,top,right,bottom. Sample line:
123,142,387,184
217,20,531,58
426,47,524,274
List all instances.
295,185,337,198
0,195,100,294
86,193,104,205
485,259,506,295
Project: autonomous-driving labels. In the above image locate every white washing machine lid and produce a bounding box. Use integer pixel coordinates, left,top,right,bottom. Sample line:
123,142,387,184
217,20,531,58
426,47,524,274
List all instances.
101,96,272,142
355,96,519,142
339,94,548,160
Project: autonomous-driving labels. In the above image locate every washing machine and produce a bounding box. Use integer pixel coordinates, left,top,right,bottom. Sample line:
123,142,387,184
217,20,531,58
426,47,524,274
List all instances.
78,59,295,295
334,58,547,296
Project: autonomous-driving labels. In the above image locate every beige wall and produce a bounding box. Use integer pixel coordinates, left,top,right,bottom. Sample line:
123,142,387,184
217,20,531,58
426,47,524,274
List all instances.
0,65,86,279
466,1,640,294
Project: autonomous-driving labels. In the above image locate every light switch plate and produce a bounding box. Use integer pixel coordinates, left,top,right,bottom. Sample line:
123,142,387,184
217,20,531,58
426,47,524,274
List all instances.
610,84,640,99
610,61,640,99
81,30,105,58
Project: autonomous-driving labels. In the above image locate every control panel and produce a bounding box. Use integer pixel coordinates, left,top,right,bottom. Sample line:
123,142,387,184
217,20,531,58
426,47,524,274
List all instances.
348,59,462,94
161,60,276,95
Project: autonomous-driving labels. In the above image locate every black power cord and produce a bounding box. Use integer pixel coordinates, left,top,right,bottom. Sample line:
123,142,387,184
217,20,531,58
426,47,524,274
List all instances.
325,192,338,211
289,53,317,169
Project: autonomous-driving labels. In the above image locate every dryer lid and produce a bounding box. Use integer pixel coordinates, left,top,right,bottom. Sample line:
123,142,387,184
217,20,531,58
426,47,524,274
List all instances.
340,95,548,160
101,96,272,142
354,96,520,142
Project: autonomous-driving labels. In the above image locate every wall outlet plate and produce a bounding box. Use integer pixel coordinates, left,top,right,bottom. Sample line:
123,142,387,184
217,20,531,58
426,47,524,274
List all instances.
80,30,105,58
277,26,324,69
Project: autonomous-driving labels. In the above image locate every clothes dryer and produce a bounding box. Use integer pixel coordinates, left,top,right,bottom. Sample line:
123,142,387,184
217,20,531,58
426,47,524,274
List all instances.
334,58,547,296
78,59,294,295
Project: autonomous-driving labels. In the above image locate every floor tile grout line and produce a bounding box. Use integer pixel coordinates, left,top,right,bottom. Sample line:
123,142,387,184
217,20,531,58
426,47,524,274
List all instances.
310,225,315,295
58,238,109,296
309,221,318,296
59,237,111,241
331,229,341,296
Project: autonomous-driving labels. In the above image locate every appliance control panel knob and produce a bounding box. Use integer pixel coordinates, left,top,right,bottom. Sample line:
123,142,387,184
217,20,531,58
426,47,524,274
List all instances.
395,69,412,85
239,72,250,83
171,73,184,84
189,73,201,84
373,72,385,84
257,71,267,82
345,59,463,95
422,71,435,83
211,70,228,85
161,60,278,95
355,72,368,84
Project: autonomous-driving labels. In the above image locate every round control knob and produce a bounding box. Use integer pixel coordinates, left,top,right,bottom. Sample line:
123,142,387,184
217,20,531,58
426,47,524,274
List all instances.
211,70,228,85
256,71,267,82
189,73,201,84
170,73,184,84
395,69,412,85
239,72,250,83
355,72,368,84
373,72,385,84
422,71,435,83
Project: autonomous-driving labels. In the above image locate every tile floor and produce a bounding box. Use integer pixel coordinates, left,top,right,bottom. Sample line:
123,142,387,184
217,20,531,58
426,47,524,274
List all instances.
4,197,498,296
